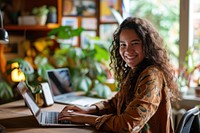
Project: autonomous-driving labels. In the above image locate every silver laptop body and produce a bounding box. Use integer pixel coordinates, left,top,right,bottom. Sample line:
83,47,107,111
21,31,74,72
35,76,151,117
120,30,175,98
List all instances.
46,68,102,106
17,81,84,127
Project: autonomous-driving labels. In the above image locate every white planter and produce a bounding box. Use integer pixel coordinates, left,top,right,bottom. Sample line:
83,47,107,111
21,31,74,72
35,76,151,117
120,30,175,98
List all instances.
35,15,47,25
18,16,36,25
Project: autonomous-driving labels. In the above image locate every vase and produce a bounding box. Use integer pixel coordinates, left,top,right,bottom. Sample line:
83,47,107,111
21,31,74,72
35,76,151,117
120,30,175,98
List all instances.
46,12,57,23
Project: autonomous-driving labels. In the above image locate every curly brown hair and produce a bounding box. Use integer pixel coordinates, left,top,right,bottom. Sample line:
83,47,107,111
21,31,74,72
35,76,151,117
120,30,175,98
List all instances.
109,17,179,100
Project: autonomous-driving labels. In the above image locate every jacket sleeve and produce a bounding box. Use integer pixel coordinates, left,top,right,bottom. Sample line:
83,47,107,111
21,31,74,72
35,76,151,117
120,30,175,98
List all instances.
93,88,123,115
94,67,164,132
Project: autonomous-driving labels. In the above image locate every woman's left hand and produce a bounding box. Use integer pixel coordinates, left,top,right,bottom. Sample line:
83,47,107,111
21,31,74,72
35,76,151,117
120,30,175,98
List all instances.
58,111,98,125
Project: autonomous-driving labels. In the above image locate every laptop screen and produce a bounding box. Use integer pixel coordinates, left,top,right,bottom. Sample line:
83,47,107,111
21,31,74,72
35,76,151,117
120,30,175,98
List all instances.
17,82,40,116
46,68,73,96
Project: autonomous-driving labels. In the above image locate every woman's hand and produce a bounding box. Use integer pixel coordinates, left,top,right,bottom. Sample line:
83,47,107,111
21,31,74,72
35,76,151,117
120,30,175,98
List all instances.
59,104,98,114
58,110,98,126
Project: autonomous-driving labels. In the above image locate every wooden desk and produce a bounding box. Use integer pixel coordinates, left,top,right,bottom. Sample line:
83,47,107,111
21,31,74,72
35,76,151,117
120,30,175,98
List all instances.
0,100,108,133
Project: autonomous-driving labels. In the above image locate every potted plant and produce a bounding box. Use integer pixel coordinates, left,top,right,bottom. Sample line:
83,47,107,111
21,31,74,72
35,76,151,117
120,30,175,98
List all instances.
32,5,49,25
178,44,200,97
48,26,112,98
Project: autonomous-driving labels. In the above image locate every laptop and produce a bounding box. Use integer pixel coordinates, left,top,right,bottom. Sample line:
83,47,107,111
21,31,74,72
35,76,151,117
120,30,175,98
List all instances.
46,68,103,106
16,81,85,127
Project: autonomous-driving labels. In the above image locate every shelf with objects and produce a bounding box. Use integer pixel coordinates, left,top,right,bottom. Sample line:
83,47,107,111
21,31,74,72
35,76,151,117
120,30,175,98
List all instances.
2,0,61,39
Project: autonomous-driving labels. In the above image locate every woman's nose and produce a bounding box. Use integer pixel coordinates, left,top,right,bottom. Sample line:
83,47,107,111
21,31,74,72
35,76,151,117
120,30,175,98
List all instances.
125,45,134,53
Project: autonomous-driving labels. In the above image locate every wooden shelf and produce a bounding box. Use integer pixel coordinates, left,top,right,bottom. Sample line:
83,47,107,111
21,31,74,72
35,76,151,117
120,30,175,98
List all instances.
99,21,118,24
4,24,59,31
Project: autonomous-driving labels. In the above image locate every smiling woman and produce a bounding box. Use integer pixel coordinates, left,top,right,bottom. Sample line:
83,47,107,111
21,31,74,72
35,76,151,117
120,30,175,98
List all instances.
58,17,179,133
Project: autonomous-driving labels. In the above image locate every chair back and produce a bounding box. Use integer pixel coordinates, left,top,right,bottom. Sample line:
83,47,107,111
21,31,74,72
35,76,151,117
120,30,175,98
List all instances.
175,106,200,133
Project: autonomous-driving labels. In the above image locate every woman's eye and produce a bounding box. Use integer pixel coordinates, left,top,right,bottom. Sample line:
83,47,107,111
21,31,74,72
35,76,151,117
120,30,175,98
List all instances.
120,43,126,47
131,42,140,45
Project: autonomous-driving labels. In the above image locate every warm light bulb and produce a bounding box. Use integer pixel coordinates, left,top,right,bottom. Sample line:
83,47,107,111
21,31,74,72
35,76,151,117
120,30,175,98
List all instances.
11,62,26,82
11,62,19,69
11,69,25,82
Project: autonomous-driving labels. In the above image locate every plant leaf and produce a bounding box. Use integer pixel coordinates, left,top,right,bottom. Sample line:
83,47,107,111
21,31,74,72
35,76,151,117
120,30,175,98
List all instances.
77,76,91,92
0,81,14,100
37,64,54,81
93,83,111,98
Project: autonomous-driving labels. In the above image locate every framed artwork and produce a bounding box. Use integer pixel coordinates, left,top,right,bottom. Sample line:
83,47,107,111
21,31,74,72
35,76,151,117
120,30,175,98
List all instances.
62,0,96,16
61,17,79,45
61,17,78,29
81,0,96,16
81,18,97,30
4,35,25,60
100,24,118,42
81,31,96,48
62,0,74,16
100,0,120,22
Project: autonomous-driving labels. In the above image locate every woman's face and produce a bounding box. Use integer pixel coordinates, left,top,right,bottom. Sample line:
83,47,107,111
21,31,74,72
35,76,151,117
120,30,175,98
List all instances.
119,29,145,69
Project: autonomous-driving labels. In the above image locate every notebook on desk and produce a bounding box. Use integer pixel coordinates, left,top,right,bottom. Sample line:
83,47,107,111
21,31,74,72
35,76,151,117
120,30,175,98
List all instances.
16,81,85,127
46,68,103,106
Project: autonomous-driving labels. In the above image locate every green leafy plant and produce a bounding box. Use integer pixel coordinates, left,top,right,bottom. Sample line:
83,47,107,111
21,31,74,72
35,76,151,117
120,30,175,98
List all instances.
48,6,57,13
48,26,112,98
32,5,49,16
48,25,84,40
0,76,13,102
34,55,55,81
32,26,85,81
53,38,112,98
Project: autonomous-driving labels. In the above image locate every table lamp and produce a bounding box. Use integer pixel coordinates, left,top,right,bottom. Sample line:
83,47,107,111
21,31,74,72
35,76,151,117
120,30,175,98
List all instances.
0,9,9,74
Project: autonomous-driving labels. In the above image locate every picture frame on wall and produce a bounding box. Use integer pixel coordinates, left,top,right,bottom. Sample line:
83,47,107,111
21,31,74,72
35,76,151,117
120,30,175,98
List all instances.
81,18,97,30
62,0,74,16
4,35,25,60
81,0,96,16
100,0,120,23
61,17,79,45
62,0,96,16
61,17,78,29
100,24,118,42
81,31,96,48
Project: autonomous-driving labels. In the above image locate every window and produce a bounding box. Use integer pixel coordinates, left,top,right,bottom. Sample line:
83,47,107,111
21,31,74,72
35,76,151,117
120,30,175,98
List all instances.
179,0,200,88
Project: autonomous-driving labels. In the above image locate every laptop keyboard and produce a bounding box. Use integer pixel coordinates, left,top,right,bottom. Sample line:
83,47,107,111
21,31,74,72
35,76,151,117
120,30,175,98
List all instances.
44,111,72,124
45,112,59,124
